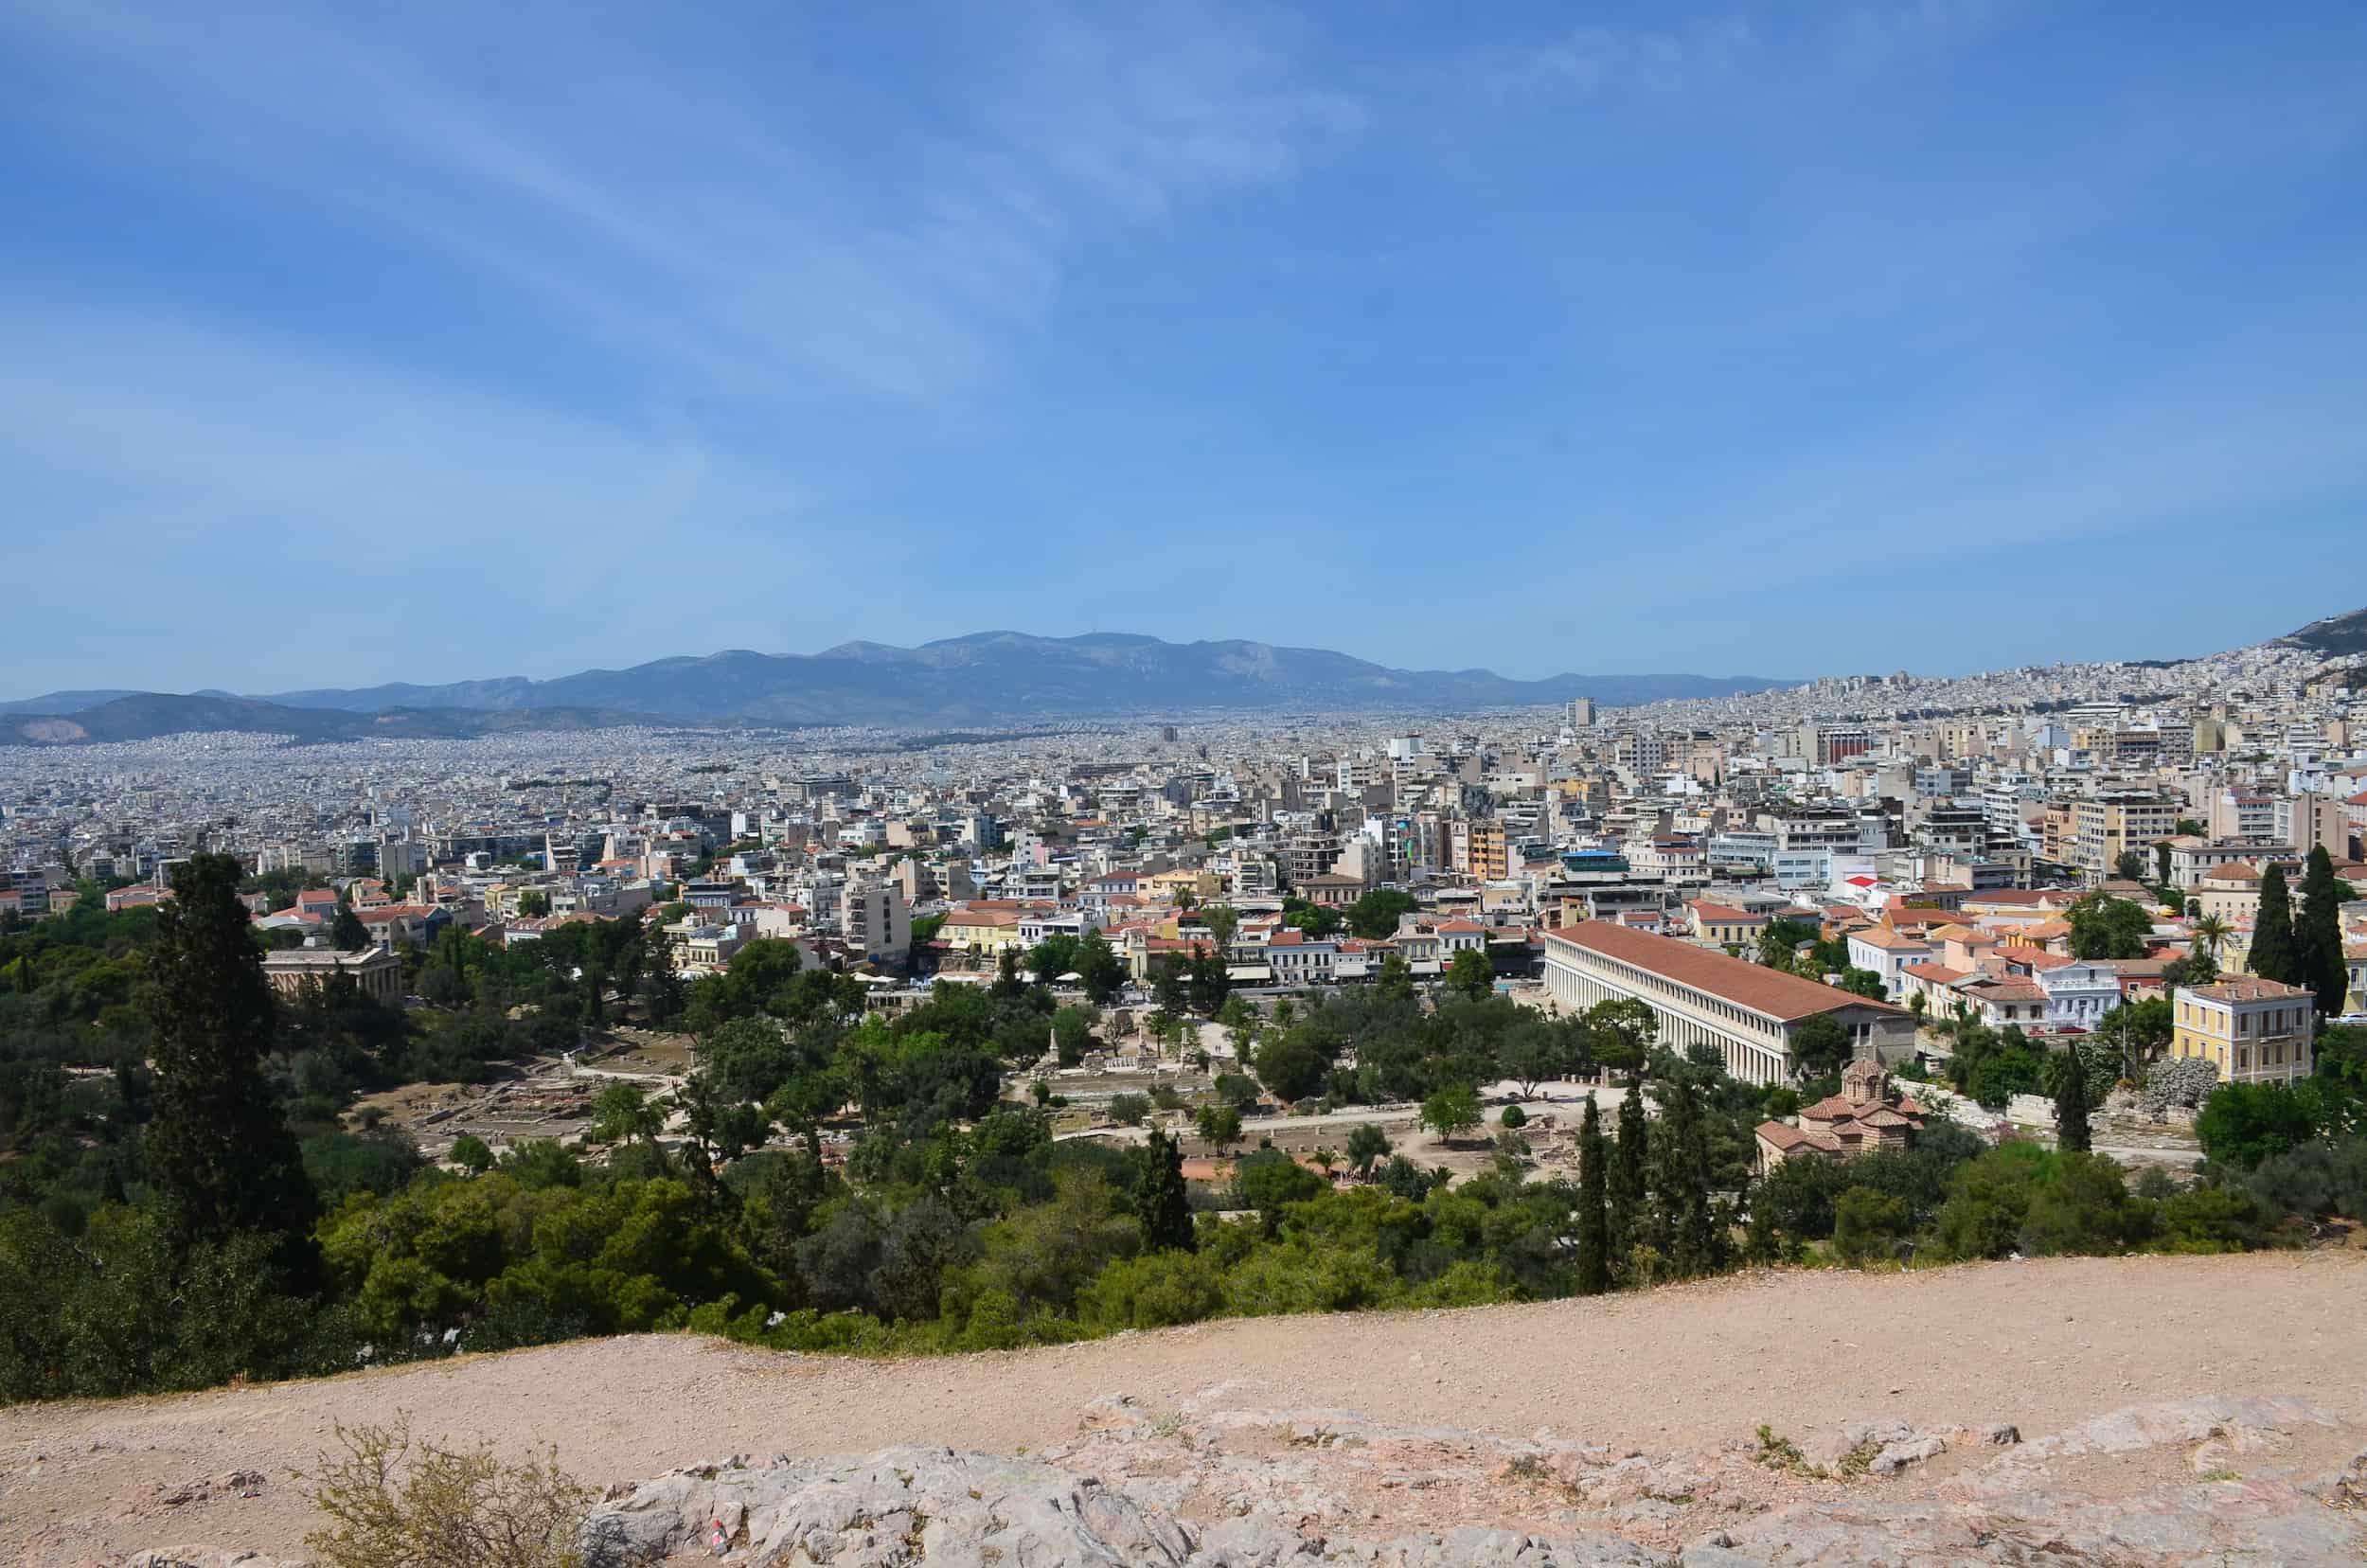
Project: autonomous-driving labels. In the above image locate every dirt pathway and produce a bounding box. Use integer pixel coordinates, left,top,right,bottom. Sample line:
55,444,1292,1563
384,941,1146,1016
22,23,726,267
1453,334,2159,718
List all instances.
4,1252,2361,1561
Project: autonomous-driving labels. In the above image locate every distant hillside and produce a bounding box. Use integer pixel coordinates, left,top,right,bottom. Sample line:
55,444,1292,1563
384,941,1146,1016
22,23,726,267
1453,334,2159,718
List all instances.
2275,605,2367,658
253,632,1788,725
0,694,691,747
0,688,146,716
28,604,2367,740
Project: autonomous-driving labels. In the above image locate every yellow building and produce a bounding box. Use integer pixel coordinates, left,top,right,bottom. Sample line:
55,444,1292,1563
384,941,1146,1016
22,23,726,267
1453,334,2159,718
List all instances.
1687,900,1768,952
1142,867,1222,902
2171,978,2314,1085
937,904,1028,953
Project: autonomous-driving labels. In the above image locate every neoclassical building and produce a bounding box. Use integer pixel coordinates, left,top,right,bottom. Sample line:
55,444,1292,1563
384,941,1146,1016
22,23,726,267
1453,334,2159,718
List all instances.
1541,920,1916,1085
261,944,402,1005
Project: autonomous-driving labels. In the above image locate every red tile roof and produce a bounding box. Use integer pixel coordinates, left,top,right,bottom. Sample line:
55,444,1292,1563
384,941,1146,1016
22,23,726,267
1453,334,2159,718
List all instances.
1901,962,1971,984
1546,920,1909,1023
2184,978,2313,1003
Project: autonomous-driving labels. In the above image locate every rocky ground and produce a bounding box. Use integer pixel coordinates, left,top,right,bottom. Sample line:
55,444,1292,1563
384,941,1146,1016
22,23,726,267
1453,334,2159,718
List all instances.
7,1253,2364,1565
575,1390,2367,1565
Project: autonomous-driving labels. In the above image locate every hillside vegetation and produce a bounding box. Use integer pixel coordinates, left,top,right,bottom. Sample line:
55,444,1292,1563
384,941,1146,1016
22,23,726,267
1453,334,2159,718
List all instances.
4,858,2364,1405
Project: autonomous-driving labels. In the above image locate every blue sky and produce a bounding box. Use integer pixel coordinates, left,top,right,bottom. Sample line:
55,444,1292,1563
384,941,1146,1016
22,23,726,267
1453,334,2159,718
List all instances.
5,0,2365,696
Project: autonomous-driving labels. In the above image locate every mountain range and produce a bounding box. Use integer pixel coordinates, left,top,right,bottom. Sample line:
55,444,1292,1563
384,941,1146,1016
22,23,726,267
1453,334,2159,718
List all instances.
0,632,1787,744
0,695,681,747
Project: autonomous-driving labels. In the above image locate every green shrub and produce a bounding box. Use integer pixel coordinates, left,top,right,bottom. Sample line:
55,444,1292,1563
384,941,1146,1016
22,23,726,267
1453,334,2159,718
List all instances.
1832,1186,1911,1266
1399,1258,1514,1309
1078,1250,1223,1330
303,1131,426,1203
1236,1149,1325,1231
1214,1072,1261,1108
2247,1136,2367,1221
2152,1185,2265,1253
2197,1083,2325,1171
1931,1142,2050,1259
2020,1152,2151,1256
955,1288,1030,1351
0,1206,329,1401
1222,1238,1401,1317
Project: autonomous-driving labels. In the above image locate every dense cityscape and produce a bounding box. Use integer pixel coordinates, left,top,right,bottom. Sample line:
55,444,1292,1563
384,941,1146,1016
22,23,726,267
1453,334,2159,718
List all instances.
5,611,2363,1424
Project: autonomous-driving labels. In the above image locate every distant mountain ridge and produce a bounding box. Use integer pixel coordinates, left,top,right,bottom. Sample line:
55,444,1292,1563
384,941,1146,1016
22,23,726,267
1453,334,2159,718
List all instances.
1,695,690,747
0,688,146,716
3,632,1794,743
262,632,1788,722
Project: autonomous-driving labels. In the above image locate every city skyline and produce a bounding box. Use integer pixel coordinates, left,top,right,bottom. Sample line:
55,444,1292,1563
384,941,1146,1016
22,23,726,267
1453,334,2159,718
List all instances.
6,1,2367,694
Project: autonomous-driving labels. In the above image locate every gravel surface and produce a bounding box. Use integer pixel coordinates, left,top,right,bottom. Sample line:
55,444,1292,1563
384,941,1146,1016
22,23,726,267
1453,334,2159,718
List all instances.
4,1252,2361,1562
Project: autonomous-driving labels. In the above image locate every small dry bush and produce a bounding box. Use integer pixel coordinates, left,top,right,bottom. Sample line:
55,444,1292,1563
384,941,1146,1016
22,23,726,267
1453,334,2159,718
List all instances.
302,1417,598,1568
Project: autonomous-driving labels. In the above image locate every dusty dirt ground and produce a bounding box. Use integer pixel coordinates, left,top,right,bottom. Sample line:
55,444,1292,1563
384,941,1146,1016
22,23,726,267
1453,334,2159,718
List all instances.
4,1252,2362,1562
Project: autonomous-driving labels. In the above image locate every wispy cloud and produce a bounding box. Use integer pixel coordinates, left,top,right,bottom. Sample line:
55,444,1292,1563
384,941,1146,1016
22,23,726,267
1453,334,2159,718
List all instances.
1827,0,2007,75
2,0,1361,404
988,3,1363,220
1454,0,2007,105
1459,16,1758,101
0,298,810,673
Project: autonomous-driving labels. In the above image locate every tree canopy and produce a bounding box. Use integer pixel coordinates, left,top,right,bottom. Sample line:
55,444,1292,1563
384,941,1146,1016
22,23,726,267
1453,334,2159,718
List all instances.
2292,846,2351,1018
2065,895,2153,961
1344,890,1416,940
2249,864,2298,985
142,854,318,1280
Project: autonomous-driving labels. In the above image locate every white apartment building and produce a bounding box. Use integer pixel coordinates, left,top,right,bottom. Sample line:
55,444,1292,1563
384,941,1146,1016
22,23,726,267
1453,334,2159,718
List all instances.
1846,925,1931,1001
1263,929,1337,985
2038,960,2121,1031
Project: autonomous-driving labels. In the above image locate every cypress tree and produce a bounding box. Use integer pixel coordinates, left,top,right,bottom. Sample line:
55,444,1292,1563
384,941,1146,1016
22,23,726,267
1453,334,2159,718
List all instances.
1681,1080,1724,1273
1644,1084,1682,1260
2292,846,2349,1019
2053,1042,2091,1153
1136,1127,1195,1252
1607,1076,1647,1280
1575,1096,1611,1294
1651,1077,1718,1276
143,853,318,1281
1742,1178,1779,1266
2249,863,2297,984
